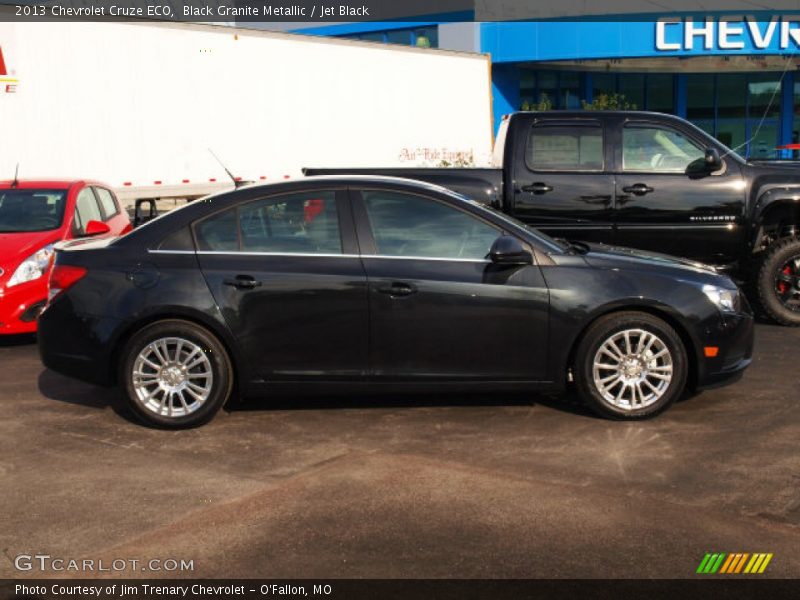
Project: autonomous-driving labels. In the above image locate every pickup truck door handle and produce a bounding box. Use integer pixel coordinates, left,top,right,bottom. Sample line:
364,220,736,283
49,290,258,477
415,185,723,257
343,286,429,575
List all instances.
580,195,612,205
376,282,417,297
223,275,262,290
521,182,553,194
621,183,654,196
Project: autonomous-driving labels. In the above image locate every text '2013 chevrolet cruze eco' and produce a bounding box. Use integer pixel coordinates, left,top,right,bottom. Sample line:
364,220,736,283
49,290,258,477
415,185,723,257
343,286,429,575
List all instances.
38,177,754,428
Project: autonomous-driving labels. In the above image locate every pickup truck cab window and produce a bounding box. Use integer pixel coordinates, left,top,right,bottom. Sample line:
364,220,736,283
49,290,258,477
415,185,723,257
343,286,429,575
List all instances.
361,190,500,260
525,122,603,172
622,125,706,172
194,191,342,254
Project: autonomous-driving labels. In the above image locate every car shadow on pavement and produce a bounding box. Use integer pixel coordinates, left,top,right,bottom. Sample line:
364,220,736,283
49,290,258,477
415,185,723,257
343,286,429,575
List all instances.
0,333,37,347
228,390,597,419
37,368,120,410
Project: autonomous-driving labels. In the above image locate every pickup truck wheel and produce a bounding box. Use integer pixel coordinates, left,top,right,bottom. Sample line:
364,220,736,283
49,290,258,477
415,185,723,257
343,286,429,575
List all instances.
574,312,687,420
120,320,234,429
757,236,800,326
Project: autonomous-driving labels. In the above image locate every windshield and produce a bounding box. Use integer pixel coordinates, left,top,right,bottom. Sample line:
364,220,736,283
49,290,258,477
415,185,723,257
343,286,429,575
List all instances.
0,189,68,233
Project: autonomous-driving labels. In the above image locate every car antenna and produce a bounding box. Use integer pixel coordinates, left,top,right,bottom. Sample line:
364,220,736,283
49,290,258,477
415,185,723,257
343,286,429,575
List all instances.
208,149,249,188
11,163,19,188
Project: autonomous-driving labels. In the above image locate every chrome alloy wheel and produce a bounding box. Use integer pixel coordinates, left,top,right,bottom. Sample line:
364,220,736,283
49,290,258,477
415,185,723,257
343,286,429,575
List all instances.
132,337,213,417
592,328,673,411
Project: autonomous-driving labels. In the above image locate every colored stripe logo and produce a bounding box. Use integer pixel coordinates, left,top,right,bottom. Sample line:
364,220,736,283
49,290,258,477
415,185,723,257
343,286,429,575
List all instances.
697,552,773,574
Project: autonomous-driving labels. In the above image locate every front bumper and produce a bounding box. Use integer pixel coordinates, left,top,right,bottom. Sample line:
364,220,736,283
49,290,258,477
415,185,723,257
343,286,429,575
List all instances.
0,279,48,334
694,309,755,391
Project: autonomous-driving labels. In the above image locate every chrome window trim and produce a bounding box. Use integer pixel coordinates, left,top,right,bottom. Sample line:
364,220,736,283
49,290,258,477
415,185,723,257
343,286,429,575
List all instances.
147,249,491,263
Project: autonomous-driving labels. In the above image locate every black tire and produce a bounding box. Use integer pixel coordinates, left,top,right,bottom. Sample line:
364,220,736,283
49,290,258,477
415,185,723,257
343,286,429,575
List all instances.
119,319,233,428
573,311,688,420
756,236,800,326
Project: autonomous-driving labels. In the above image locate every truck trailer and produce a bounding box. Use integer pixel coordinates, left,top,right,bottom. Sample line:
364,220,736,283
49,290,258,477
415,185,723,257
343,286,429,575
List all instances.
0,18,493,207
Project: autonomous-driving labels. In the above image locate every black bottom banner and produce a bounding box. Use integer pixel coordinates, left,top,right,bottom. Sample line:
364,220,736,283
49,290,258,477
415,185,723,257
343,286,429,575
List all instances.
2,579,798,600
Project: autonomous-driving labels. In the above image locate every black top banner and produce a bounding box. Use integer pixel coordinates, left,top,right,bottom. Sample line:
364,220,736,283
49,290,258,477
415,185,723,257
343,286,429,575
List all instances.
3,0,800,23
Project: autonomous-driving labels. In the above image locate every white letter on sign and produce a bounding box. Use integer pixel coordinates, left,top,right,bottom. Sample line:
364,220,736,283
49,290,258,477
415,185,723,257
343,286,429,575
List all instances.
656,18,681,51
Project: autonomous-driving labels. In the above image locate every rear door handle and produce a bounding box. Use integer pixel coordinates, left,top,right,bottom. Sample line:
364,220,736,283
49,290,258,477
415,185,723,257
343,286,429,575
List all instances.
376,282,417,297
521,182,553,194
223,275,262,290
621,183,654,196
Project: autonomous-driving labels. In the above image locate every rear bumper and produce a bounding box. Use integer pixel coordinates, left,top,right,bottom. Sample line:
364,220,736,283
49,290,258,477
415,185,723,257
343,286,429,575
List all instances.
38,300,121,387
0,279,48,334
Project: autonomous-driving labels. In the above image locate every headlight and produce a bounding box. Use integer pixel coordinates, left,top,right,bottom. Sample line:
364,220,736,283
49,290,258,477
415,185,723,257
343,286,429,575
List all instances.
7,244,55,288
702,284,740,313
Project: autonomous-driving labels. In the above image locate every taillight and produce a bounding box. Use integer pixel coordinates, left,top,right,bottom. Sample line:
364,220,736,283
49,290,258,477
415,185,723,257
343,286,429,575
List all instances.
48,265,88,301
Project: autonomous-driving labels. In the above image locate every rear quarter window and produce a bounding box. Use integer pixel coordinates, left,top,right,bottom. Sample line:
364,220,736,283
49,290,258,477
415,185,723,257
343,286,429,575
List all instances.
94,188,120,220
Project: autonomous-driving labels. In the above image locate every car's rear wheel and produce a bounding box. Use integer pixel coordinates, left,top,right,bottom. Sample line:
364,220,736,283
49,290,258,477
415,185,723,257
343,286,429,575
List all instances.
120,320,233,428
574,312,688,420
756,236,800,326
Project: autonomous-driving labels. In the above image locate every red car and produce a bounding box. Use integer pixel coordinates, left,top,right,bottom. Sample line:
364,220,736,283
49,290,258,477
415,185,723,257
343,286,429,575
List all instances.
0,180,131,334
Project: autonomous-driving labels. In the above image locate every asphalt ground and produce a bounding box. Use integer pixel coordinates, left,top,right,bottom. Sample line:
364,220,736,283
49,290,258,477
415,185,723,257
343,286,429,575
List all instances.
0,323,798,580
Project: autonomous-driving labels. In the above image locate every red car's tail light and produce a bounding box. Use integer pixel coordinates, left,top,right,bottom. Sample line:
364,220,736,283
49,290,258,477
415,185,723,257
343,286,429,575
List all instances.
48,265,88,301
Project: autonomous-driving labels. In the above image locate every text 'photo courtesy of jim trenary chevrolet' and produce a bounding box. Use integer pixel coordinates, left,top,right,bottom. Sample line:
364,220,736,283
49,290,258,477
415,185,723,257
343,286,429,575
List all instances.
0,1,799,598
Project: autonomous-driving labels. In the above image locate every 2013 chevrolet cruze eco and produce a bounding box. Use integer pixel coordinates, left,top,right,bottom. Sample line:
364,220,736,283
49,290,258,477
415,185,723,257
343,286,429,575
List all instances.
37,177,754,428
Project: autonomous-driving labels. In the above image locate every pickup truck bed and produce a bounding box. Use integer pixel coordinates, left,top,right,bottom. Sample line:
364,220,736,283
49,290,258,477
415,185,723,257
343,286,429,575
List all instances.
303,167,503,207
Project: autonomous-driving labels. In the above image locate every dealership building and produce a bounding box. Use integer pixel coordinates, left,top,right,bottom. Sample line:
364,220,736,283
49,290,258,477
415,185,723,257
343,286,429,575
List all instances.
292,17,800,158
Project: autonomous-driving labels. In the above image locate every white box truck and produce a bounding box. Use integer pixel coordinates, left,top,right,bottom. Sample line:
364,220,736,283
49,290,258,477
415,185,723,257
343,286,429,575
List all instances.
0,18,493,206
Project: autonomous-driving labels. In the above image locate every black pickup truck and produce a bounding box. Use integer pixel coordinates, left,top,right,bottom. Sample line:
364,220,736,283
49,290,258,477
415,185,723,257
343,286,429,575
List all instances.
306,110,800,325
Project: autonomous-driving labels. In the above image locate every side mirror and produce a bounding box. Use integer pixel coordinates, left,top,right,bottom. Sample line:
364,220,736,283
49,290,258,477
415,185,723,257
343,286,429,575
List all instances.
489,235,533,265
704,147,722,171
83,220,111,237
687,147,723,176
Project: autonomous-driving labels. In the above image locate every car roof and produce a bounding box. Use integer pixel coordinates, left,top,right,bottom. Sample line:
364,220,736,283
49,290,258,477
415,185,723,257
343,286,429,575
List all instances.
0,179,117,189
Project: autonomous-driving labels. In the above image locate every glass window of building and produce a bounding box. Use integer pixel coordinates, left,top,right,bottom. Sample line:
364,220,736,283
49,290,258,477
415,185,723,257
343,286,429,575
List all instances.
747,73,782,159
519,69,537,108
687,74,715,136
560,72,581,109
385,30,412,45
617,74,645,109
792,81,800,158
716,73,747,151
537,71,558,108
592,73,616,99
646,74,674,113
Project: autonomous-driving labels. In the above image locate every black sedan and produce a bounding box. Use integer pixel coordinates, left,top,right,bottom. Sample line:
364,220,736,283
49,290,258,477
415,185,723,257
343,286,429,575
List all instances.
38,177,754,428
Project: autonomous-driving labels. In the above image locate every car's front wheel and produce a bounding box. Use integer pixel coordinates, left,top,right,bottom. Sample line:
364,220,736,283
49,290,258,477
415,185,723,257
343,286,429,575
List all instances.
574,312,688,420
120,319,234,428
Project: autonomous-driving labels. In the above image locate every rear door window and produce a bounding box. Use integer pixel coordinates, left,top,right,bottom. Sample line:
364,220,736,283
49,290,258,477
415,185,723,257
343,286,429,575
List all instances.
525,123,604,171
194,191,342,254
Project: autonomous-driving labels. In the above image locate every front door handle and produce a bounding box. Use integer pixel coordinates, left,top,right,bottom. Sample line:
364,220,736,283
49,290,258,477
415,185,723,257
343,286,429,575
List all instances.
376,282,417,297
223,275,262,290
521,182,554,194
621,183,654,196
